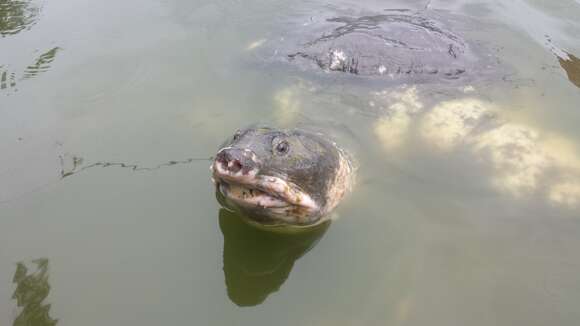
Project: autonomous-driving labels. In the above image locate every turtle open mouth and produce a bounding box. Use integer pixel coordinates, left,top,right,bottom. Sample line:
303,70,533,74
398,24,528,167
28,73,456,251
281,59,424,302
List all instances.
211,158,319,219
216,181,290,208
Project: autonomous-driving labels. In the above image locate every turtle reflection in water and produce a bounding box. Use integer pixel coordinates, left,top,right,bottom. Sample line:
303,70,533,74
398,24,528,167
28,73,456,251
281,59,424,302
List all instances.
219,209,328,306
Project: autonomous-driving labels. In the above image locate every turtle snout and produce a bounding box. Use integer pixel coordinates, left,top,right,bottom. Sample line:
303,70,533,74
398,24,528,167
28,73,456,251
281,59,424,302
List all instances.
215,148,259,175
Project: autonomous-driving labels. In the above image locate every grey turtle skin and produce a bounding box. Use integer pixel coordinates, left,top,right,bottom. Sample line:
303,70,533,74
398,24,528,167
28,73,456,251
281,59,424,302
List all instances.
211,127,354,228
255,9,499,83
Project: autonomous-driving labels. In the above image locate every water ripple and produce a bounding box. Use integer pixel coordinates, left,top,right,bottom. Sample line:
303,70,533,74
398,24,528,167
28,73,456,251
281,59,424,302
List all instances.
22,47,60,80
1,47,61,93
0,0,42,37
0,66,17,90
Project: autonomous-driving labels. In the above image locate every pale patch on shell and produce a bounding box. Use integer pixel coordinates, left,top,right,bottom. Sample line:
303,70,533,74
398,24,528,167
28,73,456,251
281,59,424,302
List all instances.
378,65,387,74
329,49,347,70
463,85,475,93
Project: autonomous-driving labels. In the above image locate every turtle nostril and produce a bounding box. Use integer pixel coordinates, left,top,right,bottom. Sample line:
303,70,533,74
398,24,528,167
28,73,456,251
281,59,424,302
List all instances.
216,151,228,165
229,159,242,173
215,148,258,174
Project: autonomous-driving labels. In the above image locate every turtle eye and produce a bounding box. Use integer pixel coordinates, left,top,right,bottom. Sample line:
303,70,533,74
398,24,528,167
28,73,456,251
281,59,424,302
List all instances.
275,140,290,154
232,130,242,141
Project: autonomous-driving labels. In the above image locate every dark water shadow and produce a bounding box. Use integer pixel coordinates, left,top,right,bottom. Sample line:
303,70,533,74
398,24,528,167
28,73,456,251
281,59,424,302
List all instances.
0,0,42,37
218,209,329,307
0,66,17,90
1,1,61,93
11,258,58,326
22,47,61,80
1,47,61,92
557,51,580,89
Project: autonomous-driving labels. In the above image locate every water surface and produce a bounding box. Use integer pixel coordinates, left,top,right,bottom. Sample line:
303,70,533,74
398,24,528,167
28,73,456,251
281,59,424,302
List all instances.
1,0,580,325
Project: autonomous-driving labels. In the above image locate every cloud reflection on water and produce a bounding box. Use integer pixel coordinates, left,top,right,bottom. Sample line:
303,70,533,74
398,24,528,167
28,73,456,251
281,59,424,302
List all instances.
373,87,580,208
373,87,423,151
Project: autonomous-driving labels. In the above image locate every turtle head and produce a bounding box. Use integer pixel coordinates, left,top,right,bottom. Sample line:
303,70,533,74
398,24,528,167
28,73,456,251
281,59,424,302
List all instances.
211,126,353,228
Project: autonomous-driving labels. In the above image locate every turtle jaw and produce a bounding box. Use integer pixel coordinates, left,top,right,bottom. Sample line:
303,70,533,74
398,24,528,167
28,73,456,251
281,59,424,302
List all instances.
211,161,320,225
215,181,290,209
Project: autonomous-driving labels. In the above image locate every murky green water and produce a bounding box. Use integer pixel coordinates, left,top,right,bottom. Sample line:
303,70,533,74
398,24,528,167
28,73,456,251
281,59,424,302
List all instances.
1,0,580,325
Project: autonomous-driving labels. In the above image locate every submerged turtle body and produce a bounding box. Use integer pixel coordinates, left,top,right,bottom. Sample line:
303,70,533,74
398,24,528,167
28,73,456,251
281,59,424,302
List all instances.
214,9,525,228
255,9,498,83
